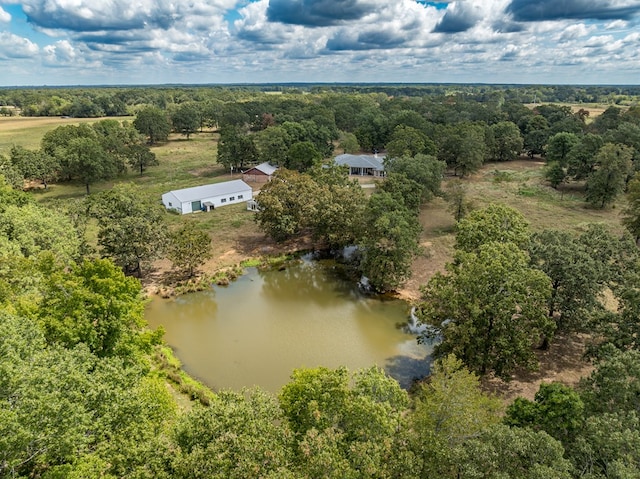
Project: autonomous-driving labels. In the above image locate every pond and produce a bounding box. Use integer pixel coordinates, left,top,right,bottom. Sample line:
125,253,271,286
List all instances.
146,256,432,392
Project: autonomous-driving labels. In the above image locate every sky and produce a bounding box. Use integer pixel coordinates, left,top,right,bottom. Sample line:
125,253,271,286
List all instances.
0,0,639,86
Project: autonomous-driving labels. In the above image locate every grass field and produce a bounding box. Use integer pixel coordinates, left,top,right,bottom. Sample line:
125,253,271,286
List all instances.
0,116,105,154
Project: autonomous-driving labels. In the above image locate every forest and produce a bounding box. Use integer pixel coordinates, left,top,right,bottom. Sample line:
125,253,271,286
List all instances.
1,84,640,478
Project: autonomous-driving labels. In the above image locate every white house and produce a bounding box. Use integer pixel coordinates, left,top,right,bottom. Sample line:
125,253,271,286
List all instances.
162,179,253,214
334,154,386,177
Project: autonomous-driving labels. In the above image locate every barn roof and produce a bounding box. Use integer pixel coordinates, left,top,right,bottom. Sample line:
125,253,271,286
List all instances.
334,154,385,171
245,162,278,176
167,180,251,203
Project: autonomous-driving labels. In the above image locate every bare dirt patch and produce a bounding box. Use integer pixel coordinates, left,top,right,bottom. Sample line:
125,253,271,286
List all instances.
482,333,594,403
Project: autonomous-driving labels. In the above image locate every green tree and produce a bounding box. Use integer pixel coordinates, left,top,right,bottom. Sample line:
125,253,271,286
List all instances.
579,347,640,416
337,131,360,154
359,191,421,292
65,136,115,194
621,173,640,242
133,106,171,145
310,165,366,248
37,258,149,358
125,143,158,175
444,179,472,221
0,203,80,264
279,366,410,479
505,382,585,444
437,123,485,177
217,125,259,171
529,229,602,333
545,160,568,190
546,132,579,166
566,133,604,180
171,102,200,139
255,125,290,166
166,223,212,278
418,241,553,379
386,125,434,159
586,143,634,208
88,184,166,277
384,153,446,203
172,389,293,479
286,141,322,172
411,355,503,477
10,145,59,189
455,203,530,252
0,155,24,189
40,123,98,181
487,121,523,162
255,169,319,242
454,424,572,479
379,172,423,212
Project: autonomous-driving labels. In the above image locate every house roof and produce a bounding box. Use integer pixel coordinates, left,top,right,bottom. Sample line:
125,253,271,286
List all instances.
334,154,385,171
244,162,278,176
167,180,251,203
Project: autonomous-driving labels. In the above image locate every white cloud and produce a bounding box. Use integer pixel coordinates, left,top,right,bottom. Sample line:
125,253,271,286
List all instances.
556,23,597,42
0,32,39,59
0,6,11,23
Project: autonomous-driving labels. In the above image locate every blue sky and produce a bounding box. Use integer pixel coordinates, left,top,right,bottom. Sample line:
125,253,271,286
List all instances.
0,0,639,86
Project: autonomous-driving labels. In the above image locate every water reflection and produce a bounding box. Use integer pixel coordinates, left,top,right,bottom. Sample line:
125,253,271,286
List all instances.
146,259,432,393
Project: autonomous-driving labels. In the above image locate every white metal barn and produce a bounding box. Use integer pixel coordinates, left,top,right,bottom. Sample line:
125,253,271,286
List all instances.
162,179,253,214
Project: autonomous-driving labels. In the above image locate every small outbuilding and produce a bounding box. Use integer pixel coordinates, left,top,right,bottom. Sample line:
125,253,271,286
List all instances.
334,154,386,177
242,162,278,183
162,179,253,215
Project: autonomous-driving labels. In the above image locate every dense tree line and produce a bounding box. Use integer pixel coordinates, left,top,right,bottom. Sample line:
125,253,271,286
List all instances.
4,86,640,210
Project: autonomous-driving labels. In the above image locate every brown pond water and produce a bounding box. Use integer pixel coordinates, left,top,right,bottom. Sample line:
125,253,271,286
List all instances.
146,256,432,393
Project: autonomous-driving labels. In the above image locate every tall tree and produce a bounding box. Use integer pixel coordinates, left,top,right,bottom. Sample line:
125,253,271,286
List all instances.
486,121,523,162
384,153,446,203
586,143,633,208
386,125,434,159
9,145,58,189
65,136,115,194
454,424,572,479
88,184,166,277
286,141,322,172
126,143,158,176
37,258,148,358
254,125,290,166
311,165,366,248
528,229,602,333
133,106,171,145
455,203,529,253
437,123,485,177
444,179,472,221
279,366,410,478
171,102,200,139
216,125,258,172
166,223,212,278
359,191,421,292
255,169,320,242
411,355,502,477
546,132,579,166
418,241,553,379
621,174,640,242
505,382,585,444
